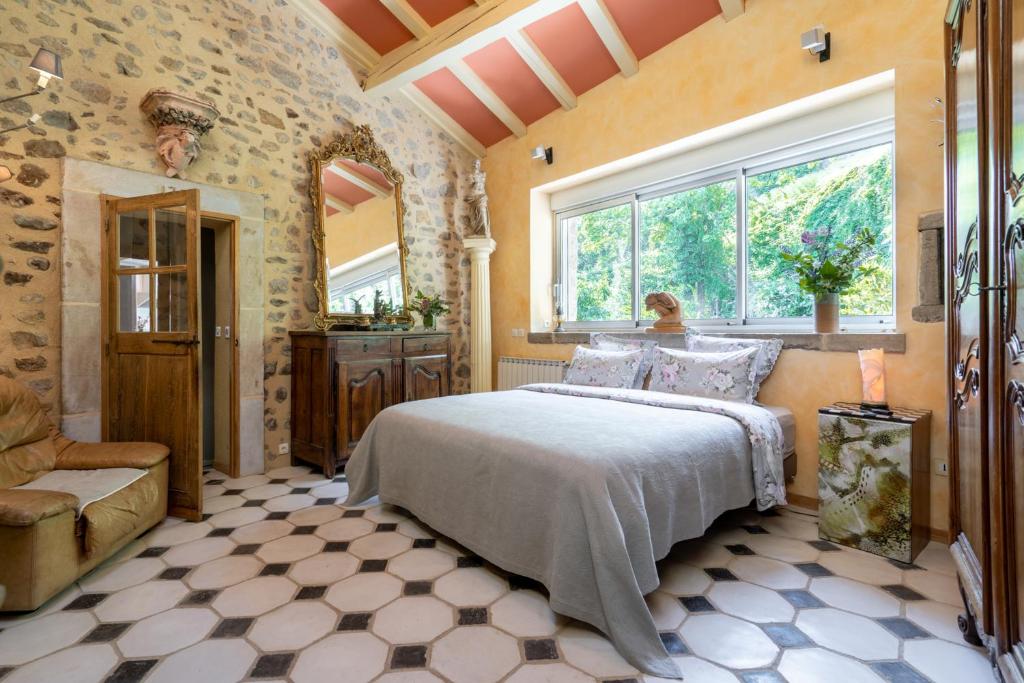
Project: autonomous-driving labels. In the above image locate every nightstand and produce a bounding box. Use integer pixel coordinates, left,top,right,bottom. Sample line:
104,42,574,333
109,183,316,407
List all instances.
817,402,931,563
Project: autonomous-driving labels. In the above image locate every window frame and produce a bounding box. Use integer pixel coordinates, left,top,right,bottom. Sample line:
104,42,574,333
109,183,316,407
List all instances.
554,126,896,332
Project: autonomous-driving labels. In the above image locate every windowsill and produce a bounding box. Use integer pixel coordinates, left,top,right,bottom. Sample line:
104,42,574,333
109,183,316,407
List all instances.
526,330,907,353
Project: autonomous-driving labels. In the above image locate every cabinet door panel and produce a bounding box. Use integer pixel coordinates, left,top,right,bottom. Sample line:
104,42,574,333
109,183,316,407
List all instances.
338,359,393,459
404,355,450,402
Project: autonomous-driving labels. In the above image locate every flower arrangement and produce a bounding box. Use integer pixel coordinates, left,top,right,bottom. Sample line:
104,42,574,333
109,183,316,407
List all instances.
412,289,451,330
780,226,878,297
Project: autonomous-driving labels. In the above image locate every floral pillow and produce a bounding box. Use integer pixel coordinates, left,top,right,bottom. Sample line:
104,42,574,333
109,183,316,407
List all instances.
563,346,645,390
686,334,783,400
589,333,659,389
648,346,760,403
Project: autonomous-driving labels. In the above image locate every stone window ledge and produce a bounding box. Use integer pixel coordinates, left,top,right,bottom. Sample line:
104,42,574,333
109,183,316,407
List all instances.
526,330,906,354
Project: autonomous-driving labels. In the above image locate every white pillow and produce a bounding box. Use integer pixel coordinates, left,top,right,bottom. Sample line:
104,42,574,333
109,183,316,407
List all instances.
648,346,760,403
564,346,645,390
589,333,659,389
686,334,783,399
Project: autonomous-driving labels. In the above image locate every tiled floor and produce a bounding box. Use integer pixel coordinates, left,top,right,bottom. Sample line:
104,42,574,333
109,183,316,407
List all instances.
0,465,995,683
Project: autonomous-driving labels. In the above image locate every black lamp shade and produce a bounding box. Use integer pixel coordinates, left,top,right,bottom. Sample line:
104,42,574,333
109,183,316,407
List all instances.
29,48,62,80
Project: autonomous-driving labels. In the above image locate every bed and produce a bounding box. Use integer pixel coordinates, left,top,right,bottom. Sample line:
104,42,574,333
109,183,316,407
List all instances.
343,382,789,679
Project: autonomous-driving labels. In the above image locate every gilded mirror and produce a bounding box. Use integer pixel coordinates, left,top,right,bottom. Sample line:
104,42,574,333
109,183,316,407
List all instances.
309,124,411,329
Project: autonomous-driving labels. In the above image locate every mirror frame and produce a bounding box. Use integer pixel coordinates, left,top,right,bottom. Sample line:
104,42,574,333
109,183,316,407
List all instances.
308,124,412,330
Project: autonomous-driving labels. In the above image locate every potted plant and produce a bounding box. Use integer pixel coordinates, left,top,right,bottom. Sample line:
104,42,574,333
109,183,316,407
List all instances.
780,226,878,333
412,289,451,331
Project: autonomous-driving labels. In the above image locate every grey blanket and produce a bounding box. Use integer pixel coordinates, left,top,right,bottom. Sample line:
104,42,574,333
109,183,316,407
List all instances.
344,384,787,678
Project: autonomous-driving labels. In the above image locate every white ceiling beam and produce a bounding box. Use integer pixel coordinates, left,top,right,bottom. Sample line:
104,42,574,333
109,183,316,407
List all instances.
507,30,575,110
288,0,381,70
325,195,354,214
448,61,527,138
578,0,637,77
402,85,487,158
326,163,393,198
717,0,745,21
381,0,432,39
364,0,579,95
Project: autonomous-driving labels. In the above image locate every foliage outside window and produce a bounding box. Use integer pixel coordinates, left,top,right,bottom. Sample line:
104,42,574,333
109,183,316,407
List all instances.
556,138,894,328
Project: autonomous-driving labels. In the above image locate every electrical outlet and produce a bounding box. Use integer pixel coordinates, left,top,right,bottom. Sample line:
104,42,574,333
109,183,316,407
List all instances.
278,442,290,456
933,459,949,476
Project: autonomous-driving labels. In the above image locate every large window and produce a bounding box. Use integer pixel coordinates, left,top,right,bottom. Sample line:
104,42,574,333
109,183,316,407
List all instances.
556,136,894,328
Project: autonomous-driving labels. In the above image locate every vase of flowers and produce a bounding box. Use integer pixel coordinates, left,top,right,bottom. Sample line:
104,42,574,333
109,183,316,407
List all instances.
412,289,451,331
780,226,877,334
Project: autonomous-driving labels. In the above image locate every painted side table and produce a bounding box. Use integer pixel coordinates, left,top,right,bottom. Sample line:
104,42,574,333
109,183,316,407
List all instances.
817,402,931,563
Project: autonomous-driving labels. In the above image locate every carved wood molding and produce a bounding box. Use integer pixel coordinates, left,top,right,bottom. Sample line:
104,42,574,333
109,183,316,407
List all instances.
1005,219,1024,362
954,338,982,410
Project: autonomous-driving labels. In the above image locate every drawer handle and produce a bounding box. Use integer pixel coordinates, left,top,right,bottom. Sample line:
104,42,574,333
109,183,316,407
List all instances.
422,343,429,351
362,343,368,352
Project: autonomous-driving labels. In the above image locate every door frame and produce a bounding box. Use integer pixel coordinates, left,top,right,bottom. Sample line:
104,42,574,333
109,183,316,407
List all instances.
100,197,242,480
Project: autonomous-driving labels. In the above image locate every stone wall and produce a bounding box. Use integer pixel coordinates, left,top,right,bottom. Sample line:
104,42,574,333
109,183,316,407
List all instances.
0,0,476,468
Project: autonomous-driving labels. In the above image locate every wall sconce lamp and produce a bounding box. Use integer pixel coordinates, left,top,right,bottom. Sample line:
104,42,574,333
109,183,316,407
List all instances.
531,145,553,165
1,113,41,136
0,165,12,183
801,26,831,63
0,48,63,106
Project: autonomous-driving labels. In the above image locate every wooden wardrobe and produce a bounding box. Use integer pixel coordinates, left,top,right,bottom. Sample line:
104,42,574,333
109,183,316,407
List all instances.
946,0,1024,678
289,330,452,478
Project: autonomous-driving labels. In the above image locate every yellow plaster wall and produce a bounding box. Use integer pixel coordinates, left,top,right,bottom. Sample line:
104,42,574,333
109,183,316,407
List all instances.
483,0,950,532
324,195,398,267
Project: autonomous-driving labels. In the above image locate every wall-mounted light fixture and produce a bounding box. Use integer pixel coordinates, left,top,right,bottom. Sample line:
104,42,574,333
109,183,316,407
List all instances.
0,165,12,183
0,113,41,136
800,25,831,62
531,145,553,165
0,48,63,106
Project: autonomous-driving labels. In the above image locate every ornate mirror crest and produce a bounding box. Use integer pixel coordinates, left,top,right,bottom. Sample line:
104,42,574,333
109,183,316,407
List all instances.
308,124,411,330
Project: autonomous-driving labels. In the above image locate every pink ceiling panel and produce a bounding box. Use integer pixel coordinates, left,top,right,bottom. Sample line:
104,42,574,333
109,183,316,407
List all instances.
523,3,619,96
604,0,721,60
407,0,475,26
323,170,375,209
319,0,413,55
464,38,560,126
414,68,512,147
337,158,393,192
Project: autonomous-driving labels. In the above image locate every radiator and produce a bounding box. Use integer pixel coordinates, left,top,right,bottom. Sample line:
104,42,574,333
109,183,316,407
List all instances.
497,356,567,390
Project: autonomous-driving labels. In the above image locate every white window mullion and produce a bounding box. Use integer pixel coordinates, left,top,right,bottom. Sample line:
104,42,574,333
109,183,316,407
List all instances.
631,195,641,325
735,168,747,326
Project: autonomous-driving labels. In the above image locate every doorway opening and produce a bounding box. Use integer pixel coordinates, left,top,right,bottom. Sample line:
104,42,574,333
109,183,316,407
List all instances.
200,213,238,477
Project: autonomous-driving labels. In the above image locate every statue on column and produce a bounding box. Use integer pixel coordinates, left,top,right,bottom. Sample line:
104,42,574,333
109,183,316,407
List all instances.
465,160,491,238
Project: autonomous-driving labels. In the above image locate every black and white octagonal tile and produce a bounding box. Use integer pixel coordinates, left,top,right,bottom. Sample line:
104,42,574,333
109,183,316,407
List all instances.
0,466,994,683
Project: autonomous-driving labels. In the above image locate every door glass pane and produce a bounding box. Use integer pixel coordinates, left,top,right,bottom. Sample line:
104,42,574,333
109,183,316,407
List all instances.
639,180,737,320
118,273,151,332
154,271,189,331
118,209,149,268
745,143,894,319
561,203,633,322
154,207,187,267
1012,0,1024,180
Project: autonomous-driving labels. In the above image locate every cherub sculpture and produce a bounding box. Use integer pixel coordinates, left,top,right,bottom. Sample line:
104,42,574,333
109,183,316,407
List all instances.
644,292,687,333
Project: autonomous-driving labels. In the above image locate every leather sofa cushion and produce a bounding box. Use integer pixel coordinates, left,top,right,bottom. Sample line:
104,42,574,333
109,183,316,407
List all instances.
0,488,78,526
0,377,52,452
0,439,57,490
55,441,170,470
79,467,161,557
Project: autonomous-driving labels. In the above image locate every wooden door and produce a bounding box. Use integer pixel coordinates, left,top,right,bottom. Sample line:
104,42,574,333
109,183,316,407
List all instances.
404,355,450,402
337,359,394,467
104,190,202,521
947,0,991,642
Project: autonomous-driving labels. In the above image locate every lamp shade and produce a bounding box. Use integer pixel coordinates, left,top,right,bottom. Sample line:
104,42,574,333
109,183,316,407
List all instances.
0,165,12,183
29,48,62,80
858,348,887,407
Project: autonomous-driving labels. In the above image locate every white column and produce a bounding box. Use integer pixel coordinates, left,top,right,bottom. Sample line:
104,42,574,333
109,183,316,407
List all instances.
463,237,497,392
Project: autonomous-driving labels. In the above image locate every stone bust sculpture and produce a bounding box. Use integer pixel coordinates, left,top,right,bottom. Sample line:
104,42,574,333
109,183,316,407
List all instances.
465,159,491,238
644,292,687,333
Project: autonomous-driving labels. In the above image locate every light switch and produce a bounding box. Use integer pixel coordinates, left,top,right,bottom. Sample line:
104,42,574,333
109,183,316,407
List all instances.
223,326,230,339
214,326,221,338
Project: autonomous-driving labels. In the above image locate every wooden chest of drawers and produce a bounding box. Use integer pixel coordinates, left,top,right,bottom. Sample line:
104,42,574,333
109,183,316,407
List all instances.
289,331,452,477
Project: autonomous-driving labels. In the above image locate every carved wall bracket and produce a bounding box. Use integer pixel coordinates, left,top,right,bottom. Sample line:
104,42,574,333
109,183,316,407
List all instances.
140,89,219,178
